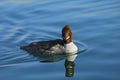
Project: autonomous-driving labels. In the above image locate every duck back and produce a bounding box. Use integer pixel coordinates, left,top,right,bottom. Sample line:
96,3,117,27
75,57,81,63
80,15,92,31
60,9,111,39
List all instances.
21,39,65,55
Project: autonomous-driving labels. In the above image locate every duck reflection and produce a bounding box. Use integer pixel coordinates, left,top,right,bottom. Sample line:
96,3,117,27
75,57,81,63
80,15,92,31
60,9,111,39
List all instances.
65,54,77,77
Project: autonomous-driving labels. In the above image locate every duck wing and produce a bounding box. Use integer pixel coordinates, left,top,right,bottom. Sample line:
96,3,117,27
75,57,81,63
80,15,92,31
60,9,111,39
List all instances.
20,39,64,55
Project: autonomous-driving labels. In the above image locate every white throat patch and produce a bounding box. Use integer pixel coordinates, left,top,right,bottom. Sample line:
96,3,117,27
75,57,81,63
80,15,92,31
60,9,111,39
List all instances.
64,42,78,54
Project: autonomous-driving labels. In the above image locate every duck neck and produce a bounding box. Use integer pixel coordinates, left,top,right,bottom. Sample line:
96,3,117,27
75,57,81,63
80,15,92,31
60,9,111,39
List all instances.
64,38,72,44
64,42,73,48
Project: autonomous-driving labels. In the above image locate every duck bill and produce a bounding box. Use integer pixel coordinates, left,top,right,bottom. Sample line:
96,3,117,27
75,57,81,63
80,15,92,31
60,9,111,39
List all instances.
63,36,70,41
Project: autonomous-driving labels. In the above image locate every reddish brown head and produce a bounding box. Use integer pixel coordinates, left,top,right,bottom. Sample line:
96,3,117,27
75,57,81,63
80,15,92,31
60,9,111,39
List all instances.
62,25,72,44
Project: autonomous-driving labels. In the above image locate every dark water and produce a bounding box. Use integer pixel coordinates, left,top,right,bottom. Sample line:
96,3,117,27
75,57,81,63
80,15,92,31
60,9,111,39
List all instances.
0,0,120,80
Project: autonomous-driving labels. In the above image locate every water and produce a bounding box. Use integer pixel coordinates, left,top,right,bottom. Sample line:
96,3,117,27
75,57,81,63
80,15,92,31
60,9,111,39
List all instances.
0,0,120,80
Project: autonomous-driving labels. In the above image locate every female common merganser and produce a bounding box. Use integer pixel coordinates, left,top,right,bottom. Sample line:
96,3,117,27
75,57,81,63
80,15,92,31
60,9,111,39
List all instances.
21,25,78,55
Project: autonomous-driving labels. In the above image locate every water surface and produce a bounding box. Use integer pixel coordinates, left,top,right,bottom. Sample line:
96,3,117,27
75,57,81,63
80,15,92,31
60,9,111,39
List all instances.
0,0,120,80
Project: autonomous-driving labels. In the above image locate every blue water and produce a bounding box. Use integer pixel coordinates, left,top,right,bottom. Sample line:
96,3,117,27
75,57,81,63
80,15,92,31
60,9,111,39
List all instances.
0,0,120,80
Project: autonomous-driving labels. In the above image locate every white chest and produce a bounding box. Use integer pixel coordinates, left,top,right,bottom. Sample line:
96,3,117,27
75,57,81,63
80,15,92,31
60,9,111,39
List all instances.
64,42,78,54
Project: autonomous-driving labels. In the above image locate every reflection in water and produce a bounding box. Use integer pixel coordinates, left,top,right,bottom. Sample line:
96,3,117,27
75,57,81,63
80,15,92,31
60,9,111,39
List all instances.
64,54,77,77
31,52,77,77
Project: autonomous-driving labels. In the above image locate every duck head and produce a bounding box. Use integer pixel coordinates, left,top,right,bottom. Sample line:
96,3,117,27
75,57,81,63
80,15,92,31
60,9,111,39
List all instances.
62,25,72,44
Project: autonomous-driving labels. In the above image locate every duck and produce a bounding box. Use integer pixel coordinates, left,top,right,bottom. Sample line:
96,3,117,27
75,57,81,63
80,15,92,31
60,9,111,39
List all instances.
20,25,78,56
